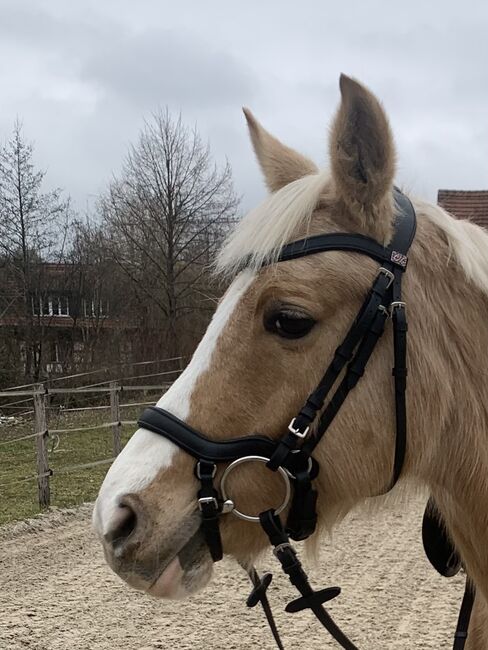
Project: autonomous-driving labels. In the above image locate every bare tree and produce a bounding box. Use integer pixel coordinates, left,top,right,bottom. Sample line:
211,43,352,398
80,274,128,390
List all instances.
0,120,71,381
66,217,131,371
100,109,238,357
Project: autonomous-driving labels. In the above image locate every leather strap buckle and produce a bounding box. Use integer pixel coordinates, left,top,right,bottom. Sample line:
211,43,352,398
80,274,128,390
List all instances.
273,542,294,558
198,495,219,511
378,304,390,319
390,301,406,315
196,461,217,480
288,418,309,439
378,267,395,289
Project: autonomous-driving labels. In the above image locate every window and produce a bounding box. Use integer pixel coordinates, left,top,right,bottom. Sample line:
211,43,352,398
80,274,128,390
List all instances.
32,295,70,317
58,296,69,316
83,298,109,318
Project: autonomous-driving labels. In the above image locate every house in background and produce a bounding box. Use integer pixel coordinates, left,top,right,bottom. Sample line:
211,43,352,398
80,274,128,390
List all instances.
438,190,488,228
0,261,134,385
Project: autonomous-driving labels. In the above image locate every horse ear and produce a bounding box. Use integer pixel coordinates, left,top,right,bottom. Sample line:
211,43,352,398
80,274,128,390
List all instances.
243,108,318,193
329,75,396,239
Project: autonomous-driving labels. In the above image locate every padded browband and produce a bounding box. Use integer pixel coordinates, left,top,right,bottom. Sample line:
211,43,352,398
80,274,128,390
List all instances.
277,233,402,267
276,187,416,268
138,406,278,462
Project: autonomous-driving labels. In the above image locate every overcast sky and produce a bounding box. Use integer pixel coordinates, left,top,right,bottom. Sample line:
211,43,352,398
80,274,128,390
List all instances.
1,0,487,215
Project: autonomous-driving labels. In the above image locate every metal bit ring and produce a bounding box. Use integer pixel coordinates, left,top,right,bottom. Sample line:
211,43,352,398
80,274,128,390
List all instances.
220,455,291,523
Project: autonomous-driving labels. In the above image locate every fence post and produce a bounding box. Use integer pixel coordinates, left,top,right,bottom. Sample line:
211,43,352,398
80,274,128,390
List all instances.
33,383,50,509
110,381,122,456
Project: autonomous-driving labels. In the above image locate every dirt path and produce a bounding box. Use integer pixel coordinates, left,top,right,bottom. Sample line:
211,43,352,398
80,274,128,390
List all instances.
0,497,465,649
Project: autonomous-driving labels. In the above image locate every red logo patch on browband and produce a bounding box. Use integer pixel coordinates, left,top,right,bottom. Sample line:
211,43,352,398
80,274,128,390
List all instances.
391,251,408,268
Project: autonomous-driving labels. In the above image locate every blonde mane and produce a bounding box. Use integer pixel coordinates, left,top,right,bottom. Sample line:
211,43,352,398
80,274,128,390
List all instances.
216,170,330,276
217,172,488,301
416,198,488,296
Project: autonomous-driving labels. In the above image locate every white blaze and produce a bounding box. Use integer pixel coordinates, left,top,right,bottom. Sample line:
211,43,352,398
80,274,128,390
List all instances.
93,271,255,536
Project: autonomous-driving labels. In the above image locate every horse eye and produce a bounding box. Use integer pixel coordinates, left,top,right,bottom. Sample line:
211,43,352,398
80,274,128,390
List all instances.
265,310,316,339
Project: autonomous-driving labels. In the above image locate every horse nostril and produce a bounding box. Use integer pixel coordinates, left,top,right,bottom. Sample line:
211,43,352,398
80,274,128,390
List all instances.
104,504,138,548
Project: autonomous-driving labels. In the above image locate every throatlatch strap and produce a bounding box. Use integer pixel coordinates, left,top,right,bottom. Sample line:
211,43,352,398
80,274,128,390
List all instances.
453,580,475,650
389,268,407,487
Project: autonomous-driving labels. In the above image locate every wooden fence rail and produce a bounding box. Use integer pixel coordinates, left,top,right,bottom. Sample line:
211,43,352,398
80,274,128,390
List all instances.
1,381,169,509
0,384,171,397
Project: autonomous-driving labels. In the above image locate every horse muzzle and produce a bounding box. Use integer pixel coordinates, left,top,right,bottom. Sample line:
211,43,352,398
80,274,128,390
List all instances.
94,493,213,599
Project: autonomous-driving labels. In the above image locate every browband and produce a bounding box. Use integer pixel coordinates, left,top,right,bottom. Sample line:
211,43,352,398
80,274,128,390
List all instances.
275,188,416,269
277,232,404,267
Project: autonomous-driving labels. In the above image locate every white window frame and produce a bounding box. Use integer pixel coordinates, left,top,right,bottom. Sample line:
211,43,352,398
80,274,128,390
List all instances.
32,295,70,317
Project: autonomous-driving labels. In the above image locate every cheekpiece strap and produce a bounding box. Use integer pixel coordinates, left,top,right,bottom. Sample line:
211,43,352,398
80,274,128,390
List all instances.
195,460,223,562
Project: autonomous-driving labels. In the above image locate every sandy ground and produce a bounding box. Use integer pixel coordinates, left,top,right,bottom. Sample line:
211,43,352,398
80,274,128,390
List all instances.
0,498,466,650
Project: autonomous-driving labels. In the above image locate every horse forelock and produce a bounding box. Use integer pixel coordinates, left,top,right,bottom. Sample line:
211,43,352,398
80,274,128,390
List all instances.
215,170,331,278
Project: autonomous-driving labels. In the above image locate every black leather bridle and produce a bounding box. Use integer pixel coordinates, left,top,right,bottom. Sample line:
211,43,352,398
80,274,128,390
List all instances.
138,188,474,649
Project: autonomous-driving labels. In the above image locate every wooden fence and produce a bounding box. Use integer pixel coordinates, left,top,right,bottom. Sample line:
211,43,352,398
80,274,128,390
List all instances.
0,381,175,509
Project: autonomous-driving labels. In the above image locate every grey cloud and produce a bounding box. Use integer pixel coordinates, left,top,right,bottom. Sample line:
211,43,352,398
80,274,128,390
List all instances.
81,30,258,110
0,0,486,215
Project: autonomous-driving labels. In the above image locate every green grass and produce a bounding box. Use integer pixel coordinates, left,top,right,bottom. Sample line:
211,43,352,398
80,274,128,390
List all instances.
0,397,160,525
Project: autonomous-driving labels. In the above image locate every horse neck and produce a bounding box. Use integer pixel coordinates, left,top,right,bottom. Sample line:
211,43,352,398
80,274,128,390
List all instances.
407,206,488,599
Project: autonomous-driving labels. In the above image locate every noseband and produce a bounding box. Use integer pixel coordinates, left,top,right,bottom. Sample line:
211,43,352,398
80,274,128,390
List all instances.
138,188,474,649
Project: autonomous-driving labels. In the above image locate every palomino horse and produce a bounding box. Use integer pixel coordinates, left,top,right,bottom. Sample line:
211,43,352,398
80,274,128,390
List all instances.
93,76,488,648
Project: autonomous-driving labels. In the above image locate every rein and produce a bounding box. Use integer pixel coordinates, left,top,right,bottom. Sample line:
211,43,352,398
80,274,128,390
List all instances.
138,188,474,649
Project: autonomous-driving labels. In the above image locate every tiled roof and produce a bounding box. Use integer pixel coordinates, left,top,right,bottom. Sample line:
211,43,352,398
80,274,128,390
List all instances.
437,190,488,228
